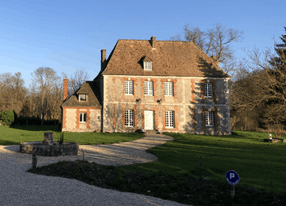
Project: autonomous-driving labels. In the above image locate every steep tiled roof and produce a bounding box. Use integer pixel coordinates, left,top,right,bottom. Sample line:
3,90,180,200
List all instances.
61,81,102,108
101,38,231,78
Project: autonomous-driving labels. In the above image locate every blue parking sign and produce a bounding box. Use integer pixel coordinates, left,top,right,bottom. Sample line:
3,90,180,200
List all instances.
225,170,240,185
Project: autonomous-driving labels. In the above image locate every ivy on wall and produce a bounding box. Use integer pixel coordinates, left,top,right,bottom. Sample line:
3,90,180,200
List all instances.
210,79,217,104
191,106,196,132
202,106,206,133
200,80,205,104
200,79,218,104
202,106,219,134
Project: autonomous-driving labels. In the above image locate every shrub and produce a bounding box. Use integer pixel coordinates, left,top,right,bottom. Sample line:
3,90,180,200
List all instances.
0,110,15,126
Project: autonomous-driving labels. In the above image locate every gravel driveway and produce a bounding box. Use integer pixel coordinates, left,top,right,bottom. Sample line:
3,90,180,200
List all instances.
0,134,192,206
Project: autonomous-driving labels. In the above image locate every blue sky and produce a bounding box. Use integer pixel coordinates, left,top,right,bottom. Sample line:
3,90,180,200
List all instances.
0,0,285,91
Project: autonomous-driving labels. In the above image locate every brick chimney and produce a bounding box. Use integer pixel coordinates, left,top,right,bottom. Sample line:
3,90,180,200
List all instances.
63,78,68,101
101,49,106,72
211,56,219,66
151,36,156,48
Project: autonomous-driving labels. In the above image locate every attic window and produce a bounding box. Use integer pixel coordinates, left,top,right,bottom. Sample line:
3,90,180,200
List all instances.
144,62,152,71
79,94,86,102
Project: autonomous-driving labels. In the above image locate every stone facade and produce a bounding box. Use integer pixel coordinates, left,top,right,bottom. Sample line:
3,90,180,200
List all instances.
100,75,231,135
62,107,101,132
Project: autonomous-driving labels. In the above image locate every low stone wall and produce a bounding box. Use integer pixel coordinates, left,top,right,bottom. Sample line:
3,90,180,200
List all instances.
20,141,79,156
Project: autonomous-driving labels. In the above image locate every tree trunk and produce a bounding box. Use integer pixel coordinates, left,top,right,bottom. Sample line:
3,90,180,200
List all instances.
41,113,45,126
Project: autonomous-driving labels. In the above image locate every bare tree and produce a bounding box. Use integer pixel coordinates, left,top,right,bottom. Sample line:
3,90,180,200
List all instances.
44,76,65,122
31,67,61,126
61,68,91,98
0,72,28,115
171,23,243,72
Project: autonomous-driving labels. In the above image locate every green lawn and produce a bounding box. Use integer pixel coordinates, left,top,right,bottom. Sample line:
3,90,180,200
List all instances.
0,125,144,145
116,130,286,195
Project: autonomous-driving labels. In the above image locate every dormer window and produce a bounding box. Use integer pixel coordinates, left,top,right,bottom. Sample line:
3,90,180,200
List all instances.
79,94,86,102
144,62,152,71
142,56,152,71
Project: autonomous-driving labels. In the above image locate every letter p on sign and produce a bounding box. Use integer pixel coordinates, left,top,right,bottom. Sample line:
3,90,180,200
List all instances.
230,173,235,179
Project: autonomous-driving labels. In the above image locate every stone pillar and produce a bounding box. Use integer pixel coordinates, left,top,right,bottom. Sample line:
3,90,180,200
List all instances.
43,132,54,145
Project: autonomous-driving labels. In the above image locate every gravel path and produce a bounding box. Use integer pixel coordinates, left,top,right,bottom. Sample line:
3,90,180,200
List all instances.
0,134,192,206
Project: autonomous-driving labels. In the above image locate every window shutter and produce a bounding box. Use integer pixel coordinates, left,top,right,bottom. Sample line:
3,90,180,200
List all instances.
144,81,148,95
150,81,153,96
130,81,133,94
124,81,128,94
204,83,208,96
170,82,173,96
208,83,212,97
164,82,168,95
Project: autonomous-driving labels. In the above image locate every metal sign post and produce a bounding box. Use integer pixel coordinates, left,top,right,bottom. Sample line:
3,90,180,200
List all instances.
200,156,202,181
225,170,240,199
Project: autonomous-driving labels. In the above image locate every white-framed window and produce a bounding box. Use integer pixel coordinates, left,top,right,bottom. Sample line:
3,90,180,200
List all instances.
79,94,86,101
124,80,134,95
144,62,152,71
205,112,213,126
165,111,174,128
125,110,134,127
204,83,212,97
144,81,153,96
79,113,87,123
164,82,173,96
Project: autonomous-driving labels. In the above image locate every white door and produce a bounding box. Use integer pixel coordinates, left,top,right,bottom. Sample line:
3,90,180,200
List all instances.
144,111,154,130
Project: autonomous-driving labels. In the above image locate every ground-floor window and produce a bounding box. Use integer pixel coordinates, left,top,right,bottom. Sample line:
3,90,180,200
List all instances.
125,110,134,127
205,112,213,126
79,113,87,123
165,111,174,128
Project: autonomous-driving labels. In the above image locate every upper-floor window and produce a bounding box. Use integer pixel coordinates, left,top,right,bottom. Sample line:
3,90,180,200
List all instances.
205,112,213,126
125,110,134,127
164,82,173,96
79,113,87,123
79,94,87,102
144,62,152,71
204,83,212,98
124,80,134,95
165,111,174,128
144,81,153,96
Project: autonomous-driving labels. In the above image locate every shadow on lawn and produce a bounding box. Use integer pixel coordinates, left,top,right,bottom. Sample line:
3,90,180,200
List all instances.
7,124,61,132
